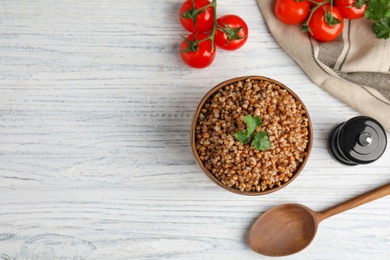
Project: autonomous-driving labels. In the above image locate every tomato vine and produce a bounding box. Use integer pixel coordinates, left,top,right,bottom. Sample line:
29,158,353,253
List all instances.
180,0,217,54
179,0,249,68
275,0,389,40
302,0,342,34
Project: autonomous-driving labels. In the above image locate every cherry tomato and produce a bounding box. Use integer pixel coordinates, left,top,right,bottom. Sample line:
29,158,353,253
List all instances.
179,0,214,33
215,14,248,51
308,5,344,42
274,0,310,25
180,33,216,68
334,0,367,20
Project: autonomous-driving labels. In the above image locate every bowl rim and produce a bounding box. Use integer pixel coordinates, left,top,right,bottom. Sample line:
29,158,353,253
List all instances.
191,75,313,196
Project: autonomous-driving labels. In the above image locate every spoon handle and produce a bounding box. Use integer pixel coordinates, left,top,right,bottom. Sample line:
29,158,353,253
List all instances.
317,183,390,222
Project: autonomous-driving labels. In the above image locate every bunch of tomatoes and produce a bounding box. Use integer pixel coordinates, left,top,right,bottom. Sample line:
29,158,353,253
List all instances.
179,0,249,68
274,0,368,42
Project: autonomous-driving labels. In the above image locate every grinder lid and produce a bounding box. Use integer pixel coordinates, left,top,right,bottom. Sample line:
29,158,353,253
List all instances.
339,116,387,164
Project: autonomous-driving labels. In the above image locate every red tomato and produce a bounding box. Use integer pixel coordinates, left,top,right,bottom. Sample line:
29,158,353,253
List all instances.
179,0,214,33
334,0,367,20
274,0,310,25
215,14,248,51
308,5,344,42
180,33,216,68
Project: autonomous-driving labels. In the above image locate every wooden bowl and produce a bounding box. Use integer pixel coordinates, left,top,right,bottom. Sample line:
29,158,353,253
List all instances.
191,76,313,195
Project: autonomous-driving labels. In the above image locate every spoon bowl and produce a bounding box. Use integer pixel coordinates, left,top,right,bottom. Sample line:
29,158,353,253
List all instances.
248,203,318,256
248,183,390,256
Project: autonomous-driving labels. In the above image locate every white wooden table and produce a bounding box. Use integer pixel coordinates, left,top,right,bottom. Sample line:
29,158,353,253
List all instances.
1,0,389,259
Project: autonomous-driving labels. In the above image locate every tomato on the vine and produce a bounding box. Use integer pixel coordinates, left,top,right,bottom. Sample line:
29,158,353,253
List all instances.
334,0,367,20
215,14,248,51
179,0,214,33
274,0,310,25
180,33,216,68
307,5,344,42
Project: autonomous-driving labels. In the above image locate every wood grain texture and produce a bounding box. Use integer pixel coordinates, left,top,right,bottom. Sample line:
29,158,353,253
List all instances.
0,0,389,259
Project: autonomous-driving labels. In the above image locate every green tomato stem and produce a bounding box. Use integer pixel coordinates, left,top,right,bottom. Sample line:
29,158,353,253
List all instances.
195,0,217,53
330,0,334,14
302,0,332,33
209,0,217,52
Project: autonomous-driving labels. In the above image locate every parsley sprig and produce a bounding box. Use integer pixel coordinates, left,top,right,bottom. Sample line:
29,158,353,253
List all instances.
364,0,390,39
234,115,271,151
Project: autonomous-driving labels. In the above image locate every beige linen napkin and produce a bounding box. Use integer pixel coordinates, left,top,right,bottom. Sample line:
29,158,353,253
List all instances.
257,0,390,132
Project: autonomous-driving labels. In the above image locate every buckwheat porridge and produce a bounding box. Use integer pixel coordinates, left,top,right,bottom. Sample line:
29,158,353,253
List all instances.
194,78,310,192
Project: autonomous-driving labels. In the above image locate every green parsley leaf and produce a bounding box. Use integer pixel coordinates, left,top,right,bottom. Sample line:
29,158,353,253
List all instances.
372,17,390,39
234,115,271,151
244,115,262,135
365,0,390,39
234,131,250,144
365,0,390,21
252,131,272,151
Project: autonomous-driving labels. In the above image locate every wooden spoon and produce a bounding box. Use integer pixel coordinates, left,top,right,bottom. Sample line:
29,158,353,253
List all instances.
248,183,390,256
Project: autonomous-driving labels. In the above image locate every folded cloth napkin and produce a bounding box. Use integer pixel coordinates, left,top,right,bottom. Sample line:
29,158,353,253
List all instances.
257,0,390,132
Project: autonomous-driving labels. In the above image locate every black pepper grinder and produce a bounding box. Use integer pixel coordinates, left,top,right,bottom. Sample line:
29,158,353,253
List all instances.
328,116,387,165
